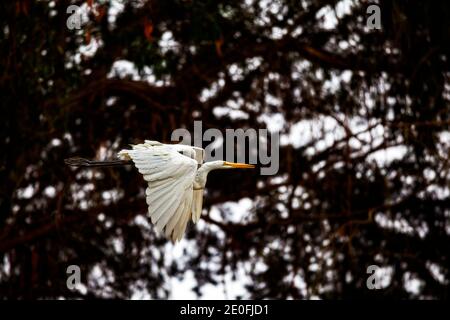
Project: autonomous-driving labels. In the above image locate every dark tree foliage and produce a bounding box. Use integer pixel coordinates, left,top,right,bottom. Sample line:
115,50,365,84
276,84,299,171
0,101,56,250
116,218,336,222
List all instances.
0,0,449,299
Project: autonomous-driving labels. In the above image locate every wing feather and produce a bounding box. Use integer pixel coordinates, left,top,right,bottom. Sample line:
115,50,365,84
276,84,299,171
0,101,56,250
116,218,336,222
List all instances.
172,190,193,241
193,147,205,164
192,147,205,223
192,190,203,223
118,145,197,241
165,189,190,239
148,182,179,223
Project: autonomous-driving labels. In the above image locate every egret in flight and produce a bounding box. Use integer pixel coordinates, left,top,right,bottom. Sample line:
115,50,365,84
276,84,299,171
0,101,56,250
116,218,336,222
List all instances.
65,140,254,242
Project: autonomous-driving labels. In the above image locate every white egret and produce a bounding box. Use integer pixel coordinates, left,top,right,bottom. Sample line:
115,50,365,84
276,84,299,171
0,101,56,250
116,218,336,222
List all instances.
65,140,254,242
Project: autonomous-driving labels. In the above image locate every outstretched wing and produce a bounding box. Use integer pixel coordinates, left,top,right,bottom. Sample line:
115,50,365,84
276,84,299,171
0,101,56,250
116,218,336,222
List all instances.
164,144,205,223
118,145,197,242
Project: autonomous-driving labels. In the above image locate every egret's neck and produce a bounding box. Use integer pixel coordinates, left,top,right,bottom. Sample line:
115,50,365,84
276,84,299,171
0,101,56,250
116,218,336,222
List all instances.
194,161,225,189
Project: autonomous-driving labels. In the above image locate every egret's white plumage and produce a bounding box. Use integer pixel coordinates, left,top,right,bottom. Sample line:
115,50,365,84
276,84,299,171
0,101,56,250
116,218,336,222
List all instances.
118,140,253,242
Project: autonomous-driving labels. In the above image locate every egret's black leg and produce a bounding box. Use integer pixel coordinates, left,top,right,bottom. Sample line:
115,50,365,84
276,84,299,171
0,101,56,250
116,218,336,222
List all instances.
64,157,132,167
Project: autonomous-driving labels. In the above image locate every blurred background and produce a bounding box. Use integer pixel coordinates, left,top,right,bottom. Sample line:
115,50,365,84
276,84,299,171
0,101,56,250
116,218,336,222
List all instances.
0,0,449,299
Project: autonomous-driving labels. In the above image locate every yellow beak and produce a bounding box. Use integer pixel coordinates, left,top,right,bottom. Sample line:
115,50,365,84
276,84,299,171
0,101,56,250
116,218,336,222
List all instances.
224,161,255,169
